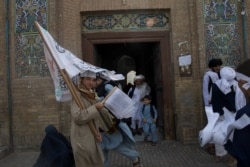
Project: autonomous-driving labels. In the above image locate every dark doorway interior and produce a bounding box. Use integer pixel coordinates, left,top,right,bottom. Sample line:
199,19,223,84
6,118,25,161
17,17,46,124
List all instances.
94,42,157,85
94,42,164,130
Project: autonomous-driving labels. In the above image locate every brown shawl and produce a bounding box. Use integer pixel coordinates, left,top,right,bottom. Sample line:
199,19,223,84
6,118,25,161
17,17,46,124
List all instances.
77,84,115,133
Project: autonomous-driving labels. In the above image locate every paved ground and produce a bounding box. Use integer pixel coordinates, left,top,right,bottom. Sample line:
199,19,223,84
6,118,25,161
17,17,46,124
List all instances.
109,140,233,167
0,133,236,167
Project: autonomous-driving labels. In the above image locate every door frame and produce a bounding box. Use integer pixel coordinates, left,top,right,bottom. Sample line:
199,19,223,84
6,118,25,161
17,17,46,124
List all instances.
82,31,175,140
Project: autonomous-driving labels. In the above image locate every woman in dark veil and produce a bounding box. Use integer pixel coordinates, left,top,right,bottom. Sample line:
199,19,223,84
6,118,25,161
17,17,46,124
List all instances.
33,125,75,167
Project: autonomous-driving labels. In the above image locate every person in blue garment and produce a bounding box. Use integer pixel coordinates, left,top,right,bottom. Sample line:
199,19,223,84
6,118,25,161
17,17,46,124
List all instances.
95,72,141,167
139,95,158,146
224,79,250,167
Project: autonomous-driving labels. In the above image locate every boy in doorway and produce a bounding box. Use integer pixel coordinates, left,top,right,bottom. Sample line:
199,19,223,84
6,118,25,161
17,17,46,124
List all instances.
139,95,158,146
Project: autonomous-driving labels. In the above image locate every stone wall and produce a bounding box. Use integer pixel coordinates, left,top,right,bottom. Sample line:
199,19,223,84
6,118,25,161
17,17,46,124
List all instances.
0,0,10,148
8,0,72,150
80,0,171,11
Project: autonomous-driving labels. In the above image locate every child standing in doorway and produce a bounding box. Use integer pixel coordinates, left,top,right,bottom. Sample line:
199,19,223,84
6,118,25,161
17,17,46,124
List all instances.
139,95,158,146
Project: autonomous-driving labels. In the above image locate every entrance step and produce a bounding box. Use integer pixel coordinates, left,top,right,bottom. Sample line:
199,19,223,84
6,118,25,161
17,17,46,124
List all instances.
0,147,10,160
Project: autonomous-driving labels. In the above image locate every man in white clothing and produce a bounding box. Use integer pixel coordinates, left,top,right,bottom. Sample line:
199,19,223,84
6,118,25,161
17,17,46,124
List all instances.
203,58,223,106
128,74,151,135
202,58,222,155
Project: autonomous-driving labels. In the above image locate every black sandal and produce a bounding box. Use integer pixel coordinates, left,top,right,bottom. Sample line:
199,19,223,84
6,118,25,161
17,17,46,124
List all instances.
132,157,141,167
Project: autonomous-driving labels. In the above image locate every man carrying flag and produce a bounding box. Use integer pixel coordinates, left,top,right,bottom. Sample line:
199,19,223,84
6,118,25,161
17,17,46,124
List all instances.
35,21,124,167
70,70,106,167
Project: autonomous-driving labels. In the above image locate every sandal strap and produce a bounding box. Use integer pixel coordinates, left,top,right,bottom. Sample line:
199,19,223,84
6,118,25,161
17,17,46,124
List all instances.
132,157,141,167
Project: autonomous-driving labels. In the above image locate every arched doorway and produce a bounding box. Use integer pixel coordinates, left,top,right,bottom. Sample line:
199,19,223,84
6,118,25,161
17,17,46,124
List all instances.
82,31,175,140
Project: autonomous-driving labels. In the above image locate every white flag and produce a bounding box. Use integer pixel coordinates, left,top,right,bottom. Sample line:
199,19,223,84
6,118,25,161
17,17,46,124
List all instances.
36,22,124,102
43,46,72,102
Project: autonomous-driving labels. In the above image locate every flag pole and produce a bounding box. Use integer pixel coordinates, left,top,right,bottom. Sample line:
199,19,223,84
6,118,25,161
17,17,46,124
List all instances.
34,21,99,138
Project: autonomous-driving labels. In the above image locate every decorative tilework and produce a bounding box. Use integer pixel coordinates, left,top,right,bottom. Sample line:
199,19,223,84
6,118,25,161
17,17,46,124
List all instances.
16,0,47,33
205,23,241,67
204,0,237,24
15,0,48,77
15,34,49,77
82,11,170,32
203,0,241,67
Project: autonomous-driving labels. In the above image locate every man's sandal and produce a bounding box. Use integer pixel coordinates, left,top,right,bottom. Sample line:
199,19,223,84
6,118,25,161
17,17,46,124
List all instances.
132,157,141,167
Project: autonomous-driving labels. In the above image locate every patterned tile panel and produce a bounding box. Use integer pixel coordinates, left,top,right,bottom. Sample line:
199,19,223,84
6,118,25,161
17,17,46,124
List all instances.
15,0,48,77
16,0,47,33
15,34,49,77
82,11,170,32
204,0,237,24
205,23,241,67
203,0,240,67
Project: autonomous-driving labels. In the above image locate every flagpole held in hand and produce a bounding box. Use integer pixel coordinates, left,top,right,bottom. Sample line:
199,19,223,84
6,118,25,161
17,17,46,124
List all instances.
34,21,99,138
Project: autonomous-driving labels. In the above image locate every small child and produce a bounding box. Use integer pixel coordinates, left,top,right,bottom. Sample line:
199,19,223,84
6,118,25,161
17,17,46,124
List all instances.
139,95,158,146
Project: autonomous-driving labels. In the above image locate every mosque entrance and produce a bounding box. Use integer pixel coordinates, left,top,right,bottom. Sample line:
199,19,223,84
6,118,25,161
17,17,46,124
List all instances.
82,31,175,140
94,42,165,131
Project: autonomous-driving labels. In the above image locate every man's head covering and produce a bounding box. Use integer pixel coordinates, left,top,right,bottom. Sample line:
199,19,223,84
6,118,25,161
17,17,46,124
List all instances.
96,72,110,81
134,74,145,81
215,66,237,95
79,70,96,78
208,58,223,68
45,124,58,134
220,67,236,81
126,70,136,85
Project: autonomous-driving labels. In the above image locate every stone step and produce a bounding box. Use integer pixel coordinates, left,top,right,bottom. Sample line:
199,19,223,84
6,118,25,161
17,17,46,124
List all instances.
0,147,10,160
